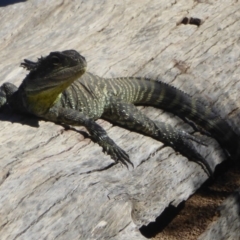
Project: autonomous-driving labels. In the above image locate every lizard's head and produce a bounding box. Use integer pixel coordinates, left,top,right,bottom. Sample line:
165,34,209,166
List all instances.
21,50,87,93
20,50,87,114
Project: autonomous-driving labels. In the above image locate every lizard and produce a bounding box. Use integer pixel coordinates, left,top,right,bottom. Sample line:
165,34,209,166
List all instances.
0,50,239,176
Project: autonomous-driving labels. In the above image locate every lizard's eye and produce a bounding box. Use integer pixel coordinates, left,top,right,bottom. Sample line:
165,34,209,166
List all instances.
51,56,60,66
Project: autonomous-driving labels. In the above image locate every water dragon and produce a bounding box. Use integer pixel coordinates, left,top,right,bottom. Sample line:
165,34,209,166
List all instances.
0,50,239,176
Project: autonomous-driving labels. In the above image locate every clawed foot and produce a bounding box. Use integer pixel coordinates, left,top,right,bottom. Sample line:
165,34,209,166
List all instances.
178,131,213,176
86,120,133,168
154,121,212,176
99,136,134,168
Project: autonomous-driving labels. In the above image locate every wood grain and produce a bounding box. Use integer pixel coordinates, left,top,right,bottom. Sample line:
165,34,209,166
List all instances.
0,0,239,239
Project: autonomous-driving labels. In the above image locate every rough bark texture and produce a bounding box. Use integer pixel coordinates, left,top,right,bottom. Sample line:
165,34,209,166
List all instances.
0,0,239,239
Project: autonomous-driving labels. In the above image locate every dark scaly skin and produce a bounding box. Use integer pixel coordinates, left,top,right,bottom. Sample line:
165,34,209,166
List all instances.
0,50,239,175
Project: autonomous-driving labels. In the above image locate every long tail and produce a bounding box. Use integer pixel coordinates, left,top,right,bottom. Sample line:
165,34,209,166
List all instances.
109,77,240,160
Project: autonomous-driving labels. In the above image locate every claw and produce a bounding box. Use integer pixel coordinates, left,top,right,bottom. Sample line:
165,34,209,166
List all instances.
179,132,213,176
180,137,213,177
100,137,133,169
114,147,133,169
193,152,213,177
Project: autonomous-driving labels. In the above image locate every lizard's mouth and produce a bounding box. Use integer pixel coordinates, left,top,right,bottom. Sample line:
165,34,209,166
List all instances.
46,64,87,82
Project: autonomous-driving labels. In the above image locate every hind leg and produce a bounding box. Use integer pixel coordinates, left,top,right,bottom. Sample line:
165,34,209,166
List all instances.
103,101,212,176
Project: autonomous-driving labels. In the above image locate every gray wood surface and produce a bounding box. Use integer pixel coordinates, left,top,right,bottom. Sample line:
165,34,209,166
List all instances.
0,0,239,239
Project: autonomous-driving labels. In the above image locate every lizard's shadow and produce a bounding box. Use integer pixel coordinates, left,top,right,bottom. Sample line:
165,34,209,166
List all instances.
0,106,90,138
0,106,40,127
0,105,171,133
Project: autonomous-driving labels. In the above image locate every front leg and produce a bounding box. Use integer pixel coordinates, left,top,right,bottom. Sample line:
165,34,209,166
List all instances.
103,101,213,176
0,82,18,108
55,107,133,168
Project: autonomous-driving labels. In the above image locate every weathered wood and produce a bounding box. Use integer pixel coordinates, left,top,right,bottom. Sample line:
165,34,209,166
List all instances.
199,189,240,240
0,0,239,239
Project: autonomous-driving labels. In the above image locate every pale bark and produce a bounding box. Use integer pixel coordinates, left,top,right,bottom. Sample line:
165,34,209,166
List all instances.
0,0,239,239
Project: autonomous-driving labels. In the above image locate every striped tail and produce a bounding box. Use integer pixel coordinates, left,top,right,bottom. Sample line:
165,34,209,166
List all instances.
111,77,240,160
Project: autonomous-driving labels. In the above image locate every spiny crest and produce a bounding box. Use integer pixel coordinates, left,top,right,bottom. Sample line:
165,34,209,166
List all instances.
20,56,45,71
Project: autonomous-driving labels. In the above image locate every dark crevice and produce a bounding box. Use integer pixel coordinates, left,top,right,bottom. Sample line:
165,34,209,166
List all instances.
13,203,57,239
0,169,11,186
140,202,185,238
137,145,166,167
0,0,27,7
80,162,116,175
110,221,132,238
138,158,240,238
12,175,63,212
0,221,9,232
13,185,79,239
